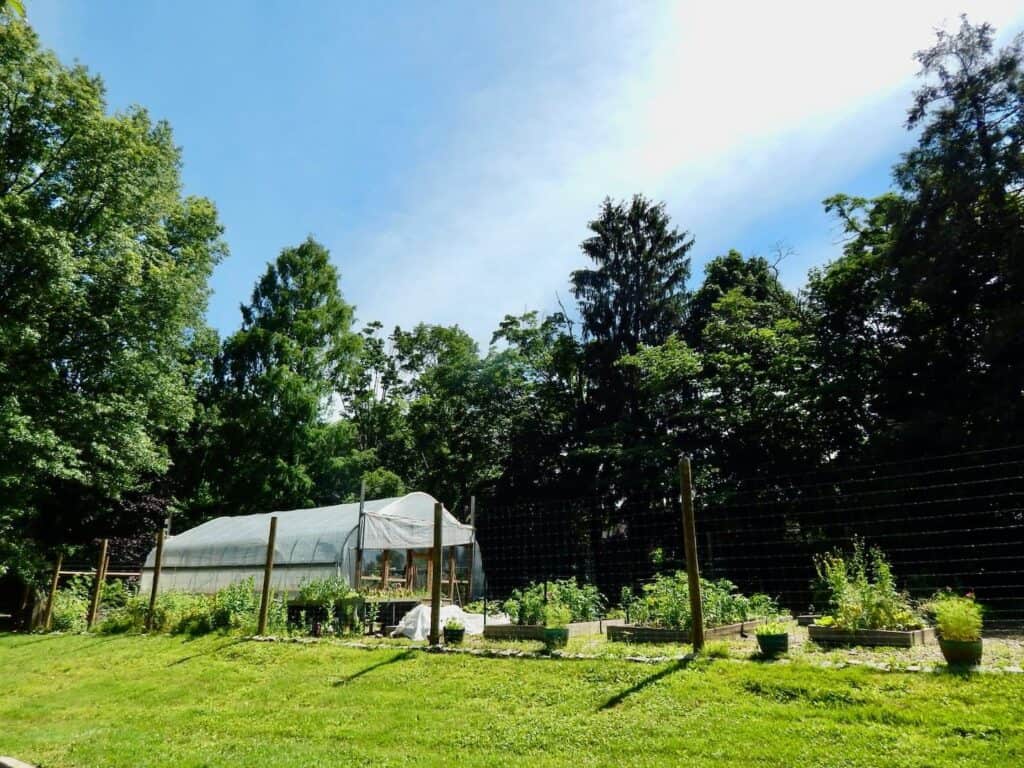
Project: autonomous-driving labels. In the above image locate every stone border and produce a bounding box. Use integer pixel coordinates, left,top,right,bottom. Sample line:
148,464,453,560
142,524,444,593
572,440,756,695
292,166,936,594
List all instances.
1,757,38,768
248,634,1024,674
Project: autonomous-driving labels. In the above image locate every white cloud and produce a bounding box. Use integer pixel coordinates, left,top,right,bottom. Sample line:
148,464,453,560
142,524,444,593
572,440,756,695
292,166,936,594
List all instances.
339,1,1024,345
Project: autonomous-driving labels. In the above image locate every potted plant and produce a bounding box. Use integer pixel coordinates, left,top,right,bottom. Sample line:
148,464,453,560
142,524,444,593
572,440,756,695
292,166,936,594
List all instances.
755,620,789,657
443,617,465,645
543,604,571,649
932,593,983,666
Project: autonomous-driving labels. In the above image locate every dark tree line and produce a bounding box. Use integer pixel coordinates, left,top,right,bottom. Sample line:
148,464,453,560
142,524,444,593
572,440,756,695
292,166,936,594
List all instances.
2,16,1023,612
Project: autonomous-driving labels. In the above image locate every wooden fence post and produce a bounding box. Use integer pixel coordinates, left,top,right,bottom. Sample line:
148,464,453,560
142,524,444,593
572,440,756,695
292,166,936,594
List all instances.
257,516,278,636
43,552,63,630
467,496,476,599
354,478,366,590
679,456,705,651
428,501,443,645
145,529,166,632
86,539,109,630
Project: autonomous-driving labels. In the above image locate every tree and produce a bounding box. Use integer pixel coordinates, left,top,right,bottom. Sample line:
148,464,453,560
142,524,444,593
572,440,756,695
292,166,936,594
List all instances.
0,22,225,581
204,238,367,517
810,18,1024,456
568,195,694,498
622,251,819,493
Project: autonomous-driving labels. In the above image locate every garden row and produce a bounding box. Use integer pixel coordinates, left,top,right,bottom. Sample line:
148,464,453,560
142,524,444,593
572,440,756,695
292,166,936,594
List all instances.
466,540,986,665
44,540,987,666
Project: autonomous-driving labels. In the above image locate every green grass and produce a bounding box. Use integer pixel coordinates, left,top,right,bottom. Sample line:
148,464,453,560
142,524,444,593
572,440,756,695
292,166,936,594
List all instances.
1,633,1022,767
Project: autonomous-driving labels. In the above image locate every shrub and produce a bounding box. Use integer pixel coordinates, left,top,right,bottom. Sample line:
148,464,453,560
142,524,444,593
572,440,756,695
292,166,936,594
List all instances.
48,577,92,633
503,580,605,625
210,579,259,631
97,594,149,634
813,539,921,631
621,575,777,631
929,593,983,641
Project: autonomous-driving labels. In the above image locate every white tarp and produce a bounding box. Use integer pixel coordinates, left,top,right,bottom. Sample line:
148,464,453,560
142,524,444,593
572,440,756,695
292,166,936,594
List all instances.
139,492,484,597
389,604,505,641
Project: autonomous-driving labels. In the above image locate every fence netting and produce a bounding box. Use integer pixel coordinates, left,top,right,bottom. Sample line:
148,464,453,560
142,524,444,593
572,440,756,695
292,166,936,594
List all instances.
475,446,1024,631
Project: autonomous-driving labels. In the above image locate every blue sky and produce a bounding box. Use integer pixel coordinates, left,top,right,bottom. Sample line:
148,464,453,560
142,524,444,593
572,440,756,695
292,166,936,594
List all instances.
30,1,1024,346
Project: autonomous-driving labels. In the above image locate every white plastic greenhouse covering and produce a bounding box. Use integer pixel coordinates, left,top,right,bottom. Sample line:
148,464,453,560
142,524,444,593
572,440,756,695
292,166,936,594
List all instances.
138,492,484,597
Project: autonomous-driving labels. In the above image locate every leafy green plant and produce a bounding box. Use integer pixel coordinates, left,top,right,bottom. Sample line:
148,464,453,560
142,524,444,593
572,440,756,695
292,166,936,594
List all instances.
755,621,789,636
48,577,91,633
445,617,464,630
813,539,921,631
929,593,983,641
621,574,777,631
502,580,604,625
296,576,362,635
543,603,572,628
210,579,259,631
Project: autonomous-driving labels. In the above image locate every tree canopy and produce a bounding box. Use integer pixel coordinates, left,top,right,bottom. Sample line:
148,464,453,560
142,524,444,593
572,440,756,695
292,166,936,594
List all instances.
3,16,1022,600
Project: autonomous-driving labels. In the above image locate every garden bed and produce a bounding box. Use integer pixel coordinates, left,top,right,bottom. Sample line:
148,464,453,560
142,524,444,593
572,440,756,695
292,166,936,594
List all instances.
483,619,625,641
807,625,936,647
607,619,763,645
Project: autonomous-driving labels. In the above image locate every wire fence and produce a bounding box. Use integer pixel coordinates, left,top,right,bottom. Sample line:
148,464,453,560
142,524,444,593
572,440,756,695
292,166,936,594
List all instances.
475,446,1024,632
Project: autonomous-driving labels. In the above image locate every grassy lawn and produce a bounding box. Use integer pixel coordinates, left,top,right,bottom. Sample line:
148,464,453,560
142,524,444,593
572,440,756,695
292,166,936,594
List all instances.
1,633,1022,767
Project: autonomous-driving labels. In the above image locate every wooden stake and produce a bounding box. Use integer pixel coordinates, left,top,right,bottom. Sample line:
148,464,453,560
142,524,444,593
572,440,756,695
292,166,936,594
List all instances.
86,539,109,630
145,529,166,632
679,456,704,651
428,501,443,645
467,496,476,599
354,479,366,590
406,548,414,589
257,516,278,636
43,552,63,630
381,549,391,589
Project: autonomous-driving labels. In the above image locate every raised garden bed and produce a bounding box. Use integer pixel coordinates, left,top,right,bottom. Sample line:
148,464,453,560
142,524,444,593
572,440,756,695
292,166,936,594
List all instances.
607,619,763,645
483,619,625,641
797,614,821,626
807,625,936,647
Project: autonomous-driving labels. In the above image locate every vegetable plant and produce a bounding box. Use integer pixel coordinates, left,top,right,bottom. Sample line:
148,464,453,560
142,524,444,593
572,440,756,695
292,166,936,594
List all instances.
755,620,789,636
502,579,604,625
813,539,921,631
620,574,777,631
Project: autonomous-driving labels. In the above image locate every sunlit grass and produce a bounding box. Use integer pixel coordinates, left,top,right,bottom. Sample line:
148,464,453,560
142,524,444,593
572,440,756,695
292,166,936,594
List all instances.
1,633,1021,767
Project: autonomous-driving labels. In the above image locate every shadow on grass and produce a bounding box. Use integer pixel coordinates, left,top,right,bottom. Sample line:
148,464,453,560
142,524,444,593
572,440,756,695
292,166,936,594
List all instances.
598,657,693,711
167,637,249,666
1,633,63,651
332,650,416,686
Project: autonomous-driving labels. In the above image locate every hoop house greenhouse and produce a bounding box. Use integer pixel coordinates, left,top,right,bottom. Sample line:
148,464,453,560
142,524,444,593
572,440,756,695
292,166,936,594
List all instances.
139,492,484,599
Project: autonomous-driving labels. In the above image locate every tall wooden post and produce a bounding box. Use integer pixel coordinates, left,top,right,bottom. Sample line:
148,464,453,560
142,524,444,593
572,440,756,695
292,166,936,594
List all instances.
381,549,391,589
145,529,166,632
43,552,63,631
257,516,278,636
679,456,704,651
428,501,443,645
86,539,109,630
354,479,366,590
406,549,415,589
467,496,476,599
